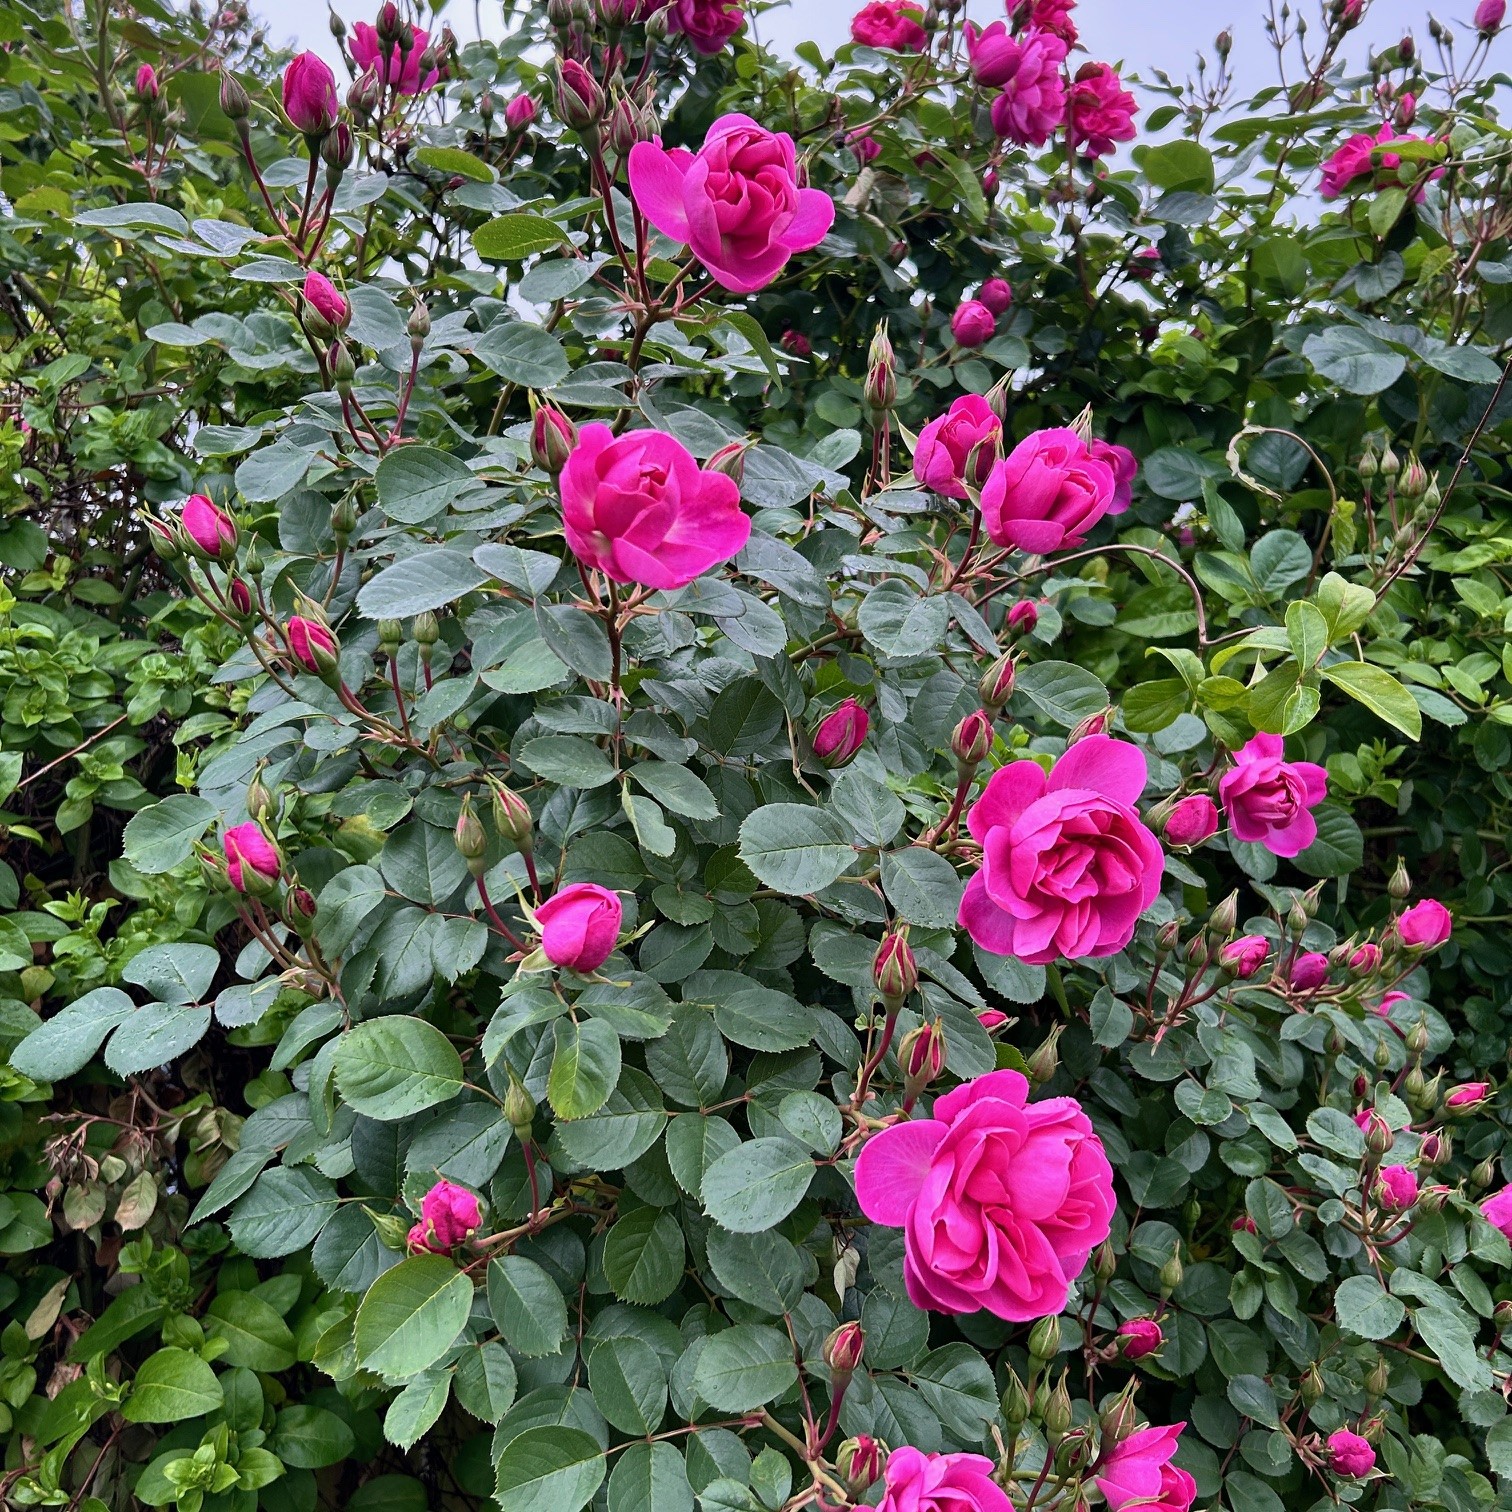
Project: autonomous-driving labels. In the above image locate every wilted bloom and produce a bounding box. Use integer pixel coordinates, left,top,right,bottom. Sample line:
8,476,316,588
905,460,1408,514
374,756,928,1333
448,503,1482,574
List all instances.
286,616,340,678
951,299,997,347
979,428,1118,553
1476,0,1505,32
629,114,833,294
1219,935,1269,979
349,20,440,95
181,494,237,560
1374,1165,1418,1211
1066,62,1138,158
1396,898,1451,949
302,270,349,330
667,0,746,52
913,395,1002,499
1218,734,1327,858
1446,1081,1492,1111
1118,1318,1163,1359
1290,952,1329,992
813,697,870,767
851,0,928,49
282,51,339,135
1163,795,1218,848
222,822,281,895
135,64,159,102
1328,1430,1376,1479
1096,1424,1196,1512
536,882,622,971
987,29,1068,146
504,93,538,131
1349,942,1382,974
1482,1184,1512,1236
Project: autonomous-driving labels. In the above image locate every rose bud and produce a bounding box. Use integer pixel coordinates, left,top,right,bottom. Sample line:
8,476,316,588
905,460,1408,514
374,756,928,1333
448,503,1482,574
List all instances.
536,882,622,972
1328,1430,1375,1479
1116,1317,1163,1360
1349,941,1382,974
706,439,750,486
1373,1165,1417,1212
873,930,917,1006
1066,707,1111,744
411,1179,482,1252
899,1020,946,1101
530,403,576,474
1026,1023,1061,1084
1218,935,1269,980
1289,951,1329,992
1358,1108,1394,1154
1232,1214,1258,1235
1476,0,1505,33
557,58,606,131
1006,600,1038,635
321,122,354,178
1445,1081,1492,1113
302,270,350,335
835,1436,885,1494
135,64,160,103
181,493,238,562
286,615,341,680
1163,794,1218,848
781,329,812,358
505,93,538,132
812,697,869,768
1395,898,1451,950
979,277,1013,315
222,822,281,896
504,1067,537,1142
864,321,897,411
977,1008,1009,1032
490,783,534,853
281,50,339,137
219,69,250,122
978,651,1016,708
284,884,318,938
982,166,999,197
951,709,994,767
950,299,996,348
348,68,382,119
454,795,487,878
226,578,253,618
823,1321,865,1379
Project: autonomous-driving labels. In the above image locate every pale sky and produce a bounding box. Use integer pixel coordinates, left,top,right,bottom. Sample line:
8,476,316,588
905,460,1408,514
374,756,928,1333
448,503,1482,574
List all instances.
249,0,1464,102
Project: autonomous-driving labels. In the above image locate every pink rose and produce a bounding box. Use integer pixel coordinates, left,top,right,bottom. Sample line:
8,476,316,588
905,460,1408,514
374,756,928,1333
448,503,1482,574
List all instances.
959,737,1163,965
349,21,439,96
979,277,1014,315
979,427,1117,553
877,1448,1012,1512
1320,123,1444,201
847,128,881,164
181,493,237,560
629,114,833,294
782,329,812,357
913,395,1002,499
1096,1424,1196,1512
1482,1184,1512,1236
951,300,997,347
1163,795,1218,848
1024,0,1078,42
302,270,349,329
1374,1165,1417,1211
851,0,928,50
840,1436,885,1491
223,822,281,894
1232,1214,1258,1234
1477,0,1506,31
1394,91,1416,129
559,423,750,590
977,1009,1009,1031
813,697,869,767
1066,62,1138,159
286,616,339,677
1328,1430,1375,1479
1349,942,1381,974
135,64,159,102
411,1179,481,1250
1007,599,1039,634
536,882,622,972
855,1068,1114,1320
965,20,1019,85
987,29,1068,147
1446,1081,1491,1110
1371,989,1409,1018
1396,898,1451,949
282,51,339,136
504,93,538,131
1289,951,1329,992
1219,935,1269,979
667,0,745,52
1118,1317,1163,1359
1090,438,1138,513
1217,734,1327,858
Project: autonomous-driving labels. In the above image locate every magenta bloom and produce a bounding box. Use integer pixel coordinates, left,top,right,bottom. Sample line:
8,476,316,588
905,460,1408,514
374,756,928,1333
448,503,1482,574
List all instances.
1163,794,1218,848
629,114,833,294
1482,1184,1512,1236
1289,952,1329,992
1477,0,1506,30
181,493,237,560
1096,1425,1196,1512
855,1069,1114,1319
1372,989,1409,1018
813,698,870,767
560,424,749,590
349,21,439,96
965,19,1020,85
1446,1081,1491,1110
1319,123,1443,201
1090,438,1138,513
1118,1317,1163,1359
504,93,538,131
302,271,349,329
913,395,1002,499
977,1009,1009,1031
959,737,1162,966
222,822,281,894
987,29,1069,147
1008,599,1039,634
135,64,159,101
1218,734,1327,858
979,278,1014,315
409,1180,482,1252
1026,0,1078,42
1328,1430,1375,1479
1066,62,1138,158
851,0,928,50
536,882,622,972
847,129,881,164
1374,1165,1418,1212
1396,898,1451,949
667,0,745,51
951,300,997,348
979,428,1117,553
1220,934,1269,979
286,616,339,676
281,51,339,135
877,1448,1012,1512
1349,942,1381,974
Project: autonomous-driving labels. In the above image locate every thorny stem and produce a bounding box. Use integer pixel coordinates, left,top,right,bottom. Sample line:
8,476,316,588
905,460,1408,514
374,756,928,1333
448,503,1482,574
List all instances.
476,876,527,952
851,1004,901,1110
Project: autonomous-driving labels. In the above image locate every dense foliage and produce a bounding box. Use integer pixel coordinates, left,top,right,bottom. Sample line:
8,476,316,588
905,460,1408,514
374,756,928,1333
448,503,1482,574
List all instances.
6,1,1512,1511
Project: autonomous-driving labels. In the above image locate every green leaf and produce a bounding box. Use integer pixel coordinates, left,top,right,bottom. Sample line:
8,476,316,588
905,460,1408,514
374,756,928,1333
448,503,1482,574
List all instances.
473,214,573,261
706,1226,806,1315
122,795,218,875
1294,804,1365,879
520,735,618,789
473,321,571,388
1335,1275,1406,1340
601,1208,685,1306
1321,662,1422,739
384,1372,451,1449
494,1426,606,1512
1416,1304,1493,1390
1303,327,1406,395
1285,600,1329,670
123,1348,224,1423
415,145,494,181
738,805,853,893
270,1405,357,1468
354,1254,473,1377
375,446,478,524
1139,139,1215,192
547,1018,622,1119
227,1167,338,1258
205,1291,298,1371
606,1442,694,1512
700,1137,814,1234
1013,661,1109,726
880,847,964,928
587,1336,667,1436
356,546,490,619
334,1017,465,1120
691,1325,797,1411
488,1255,569,1357
11,987,134,1081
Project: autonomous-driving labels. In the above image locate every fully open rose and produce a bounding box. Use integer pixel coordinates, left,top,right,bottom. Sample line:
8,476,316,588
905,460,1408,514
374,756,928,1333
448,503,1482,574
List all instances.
877,1448,1013,1512
1095,1425,1196,1512
979,427,1118,552
1218,733,1327,858
959,736,1164,965
854,1069,1115,1320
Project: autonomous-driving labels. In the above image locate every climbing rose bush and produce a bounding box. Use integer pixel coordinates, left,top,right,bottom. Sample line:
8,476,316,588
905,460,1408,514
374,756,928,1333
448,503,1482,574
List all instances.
8,1,1512,1512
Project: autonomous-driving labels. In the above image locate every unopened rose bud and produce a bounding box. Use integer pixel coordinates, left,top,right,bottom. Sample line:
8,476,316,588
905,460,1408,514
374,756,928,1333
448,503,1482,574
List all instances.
1418,1182,1449,1212
978,652,1016,709
951,709,994,768
836,1437,885,1494
285,884,319,938
1495,1300,1512,1332
1155,919,1180,955
1419,1130,1448,1166
1000,1368,1030,1427
455,796,487,877
1028,1313,1061,1361
706,439,749,486
812,698,869,768
1475,1155,1497,1188
490,783,534,853
321,121,354,177
1207,890,1239,939
1158,1251,1184,1294
219,69,250,122
874,930,917,1006
330,340,356,392
1379,442,1401,479
864,321,897,412
413,609,440,648
504,1068,536,1141
1067,707,1111,744
1027,1024,1062,1085
1095,1240,1117,1282
348,68,381,119
1362,1109,1395,1154
899,1021,946,1100
408,298,430,346
1300,1363,1324,1404
1405,1019,1429,1057
1400,31,1415,59
228,578,253,617
1100,1391,1140,1445
531,404,576,474
557,58,606,132
824,1321,865,1378
246,766,276,823
1215,26,1232,54
1398,453,1429,500
1006,600,1038,636
1042,1375,1073,1438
